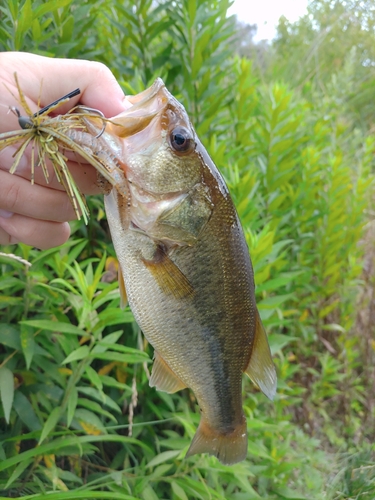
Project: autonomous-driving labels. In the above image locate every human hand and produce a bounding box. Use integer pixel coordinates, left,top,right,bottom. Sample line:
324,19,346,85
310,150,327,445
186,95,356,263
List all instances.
0,51,128,249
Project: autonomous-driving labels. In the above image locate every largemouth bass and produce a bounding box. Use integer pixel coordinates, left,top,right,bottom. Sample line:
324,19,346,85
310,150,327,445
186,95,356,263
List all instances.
84,79,277,465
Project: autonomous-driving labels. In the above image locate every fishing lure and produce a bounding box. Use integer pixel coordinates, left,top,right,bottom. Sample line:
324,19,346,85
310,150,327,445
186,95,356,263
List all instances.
0,73,119,223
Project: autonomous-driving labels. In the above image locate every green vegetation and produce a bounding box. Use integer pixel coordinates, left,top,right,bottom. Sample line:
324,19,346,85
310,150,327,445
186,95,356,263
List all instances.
0,0,374,498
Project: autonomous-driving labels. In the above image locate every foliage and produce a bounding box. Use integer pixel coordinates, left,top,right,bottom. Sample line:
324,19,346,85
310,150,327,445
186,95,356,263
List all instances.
272,0,375,130
0,0,375,498
0,0,102,58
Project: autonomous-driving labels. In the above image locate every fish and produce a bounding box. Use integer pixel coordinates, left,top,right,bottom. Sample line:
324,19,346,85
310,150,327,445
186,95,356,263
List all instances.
0,76,277,465
82,79,277,465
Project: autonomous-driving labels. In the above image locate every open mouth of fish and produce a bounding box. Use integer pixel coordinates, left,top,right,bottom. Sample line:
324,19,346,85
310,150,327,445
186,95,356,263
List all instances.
104,78,197,179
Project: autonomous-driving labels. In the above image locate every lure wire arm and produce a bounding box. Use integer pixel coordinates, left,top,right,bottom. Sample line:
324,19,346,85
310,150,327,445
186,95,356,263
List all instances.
33,88,81,117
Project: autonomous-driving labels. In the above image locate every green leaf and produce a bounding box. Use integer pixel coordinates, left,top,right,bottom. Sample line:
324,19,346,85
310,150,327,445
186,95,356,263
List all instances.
5,458,33,489
148,463,173,480
269,334,298,354
0,324,21,349
100,331,123,345
67,386,78,427
97,343,149,357
187,0,196,24
39,406,62,445
13,391,41,431
247,440,274,460
98,375,131,391
77,397,117,423
62,346,90,364
272,486,310,500
85,365,103,391
171,481,189,500
0,367,14,423
141,485,159,500
146,450,181,468
20,324,35,369
92,352,149,364
256,272,303,293
17,0,33,45
257,294,294,309
33,0,72,19
0,296,22,308
94,308,134,331
247,418,277,430
77,387,121,414
20,320,86,336
31,18,41,40
75,408,107,435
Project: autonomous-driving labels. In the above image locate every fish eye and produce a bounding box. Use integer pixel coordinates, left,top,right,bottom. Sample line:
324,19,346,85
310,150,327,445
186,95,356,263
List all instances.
170,127,194,153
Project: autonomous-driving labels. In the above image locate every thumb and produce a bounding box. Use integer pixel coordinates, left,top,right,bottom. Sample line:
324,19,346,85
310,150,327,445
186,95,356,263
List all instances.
0,52,128,117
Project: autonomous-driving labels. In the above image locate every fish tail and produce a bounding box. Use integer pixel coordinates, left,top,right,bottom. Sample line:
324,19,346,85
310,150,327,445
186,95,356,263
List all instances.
185,417,247,465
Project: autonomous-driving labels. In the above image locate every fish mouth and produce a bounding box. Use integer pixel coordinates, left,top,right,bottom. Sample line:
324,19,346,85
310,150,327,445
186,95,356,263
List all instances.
107,79,169,138
106,78,191,142
125,78,166,106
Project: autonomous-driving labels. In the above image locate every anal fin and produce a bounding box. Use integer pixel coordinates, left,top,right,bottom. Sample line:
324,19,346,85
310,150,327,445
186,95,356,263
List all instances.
245,310,277,400
142,246,194,299
150,351,187,393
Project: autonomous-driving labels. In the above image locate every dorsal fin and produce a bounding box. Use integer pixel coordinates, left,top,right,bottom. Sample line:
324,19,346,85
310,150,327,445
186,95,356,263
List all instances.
244,310,277,400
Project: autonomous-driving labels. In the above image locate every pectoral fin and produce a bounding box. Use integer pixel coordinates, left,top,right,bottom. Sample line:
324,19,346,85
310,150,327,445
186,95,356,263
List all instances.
118,265,128,309
142,246,194,299
245,310,277,400
150,351,187,393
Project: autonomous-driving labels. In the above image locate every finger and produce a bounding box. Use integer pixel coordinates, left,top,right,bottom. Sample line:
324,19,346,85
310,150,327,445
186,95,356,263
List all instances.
0,145,102,195
0,169,78,222
0,225,20,246
0,214,71,249
0,52,128,117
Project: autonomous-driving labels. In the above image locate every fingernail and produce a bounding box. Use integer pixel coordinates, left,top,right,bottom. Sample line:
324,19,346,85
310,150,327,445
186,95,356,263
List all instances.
0,209,13,218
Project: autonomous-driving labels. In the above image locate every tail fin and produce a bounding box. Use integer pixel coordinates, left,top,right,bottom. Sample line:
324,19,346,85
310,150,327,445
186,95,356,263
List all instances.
185,417,247,465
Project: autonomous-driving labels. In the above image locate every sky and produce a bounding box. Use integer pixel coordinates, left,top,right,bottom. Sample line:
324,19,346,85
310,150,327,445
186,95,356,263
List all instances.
227,0,309,41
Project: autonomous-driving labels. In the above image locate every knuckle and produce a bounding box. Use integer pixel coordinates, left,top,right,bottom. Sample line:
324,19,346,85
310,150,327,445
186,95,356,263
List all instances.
59,194,76,222
91,61,110,77
4,180,22,212
87,61,117,91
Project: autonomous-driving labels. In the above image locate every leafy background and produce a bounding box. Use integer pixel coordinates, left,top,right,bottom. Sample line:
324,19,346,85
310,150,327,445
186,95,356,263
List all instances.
0,0,375,498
